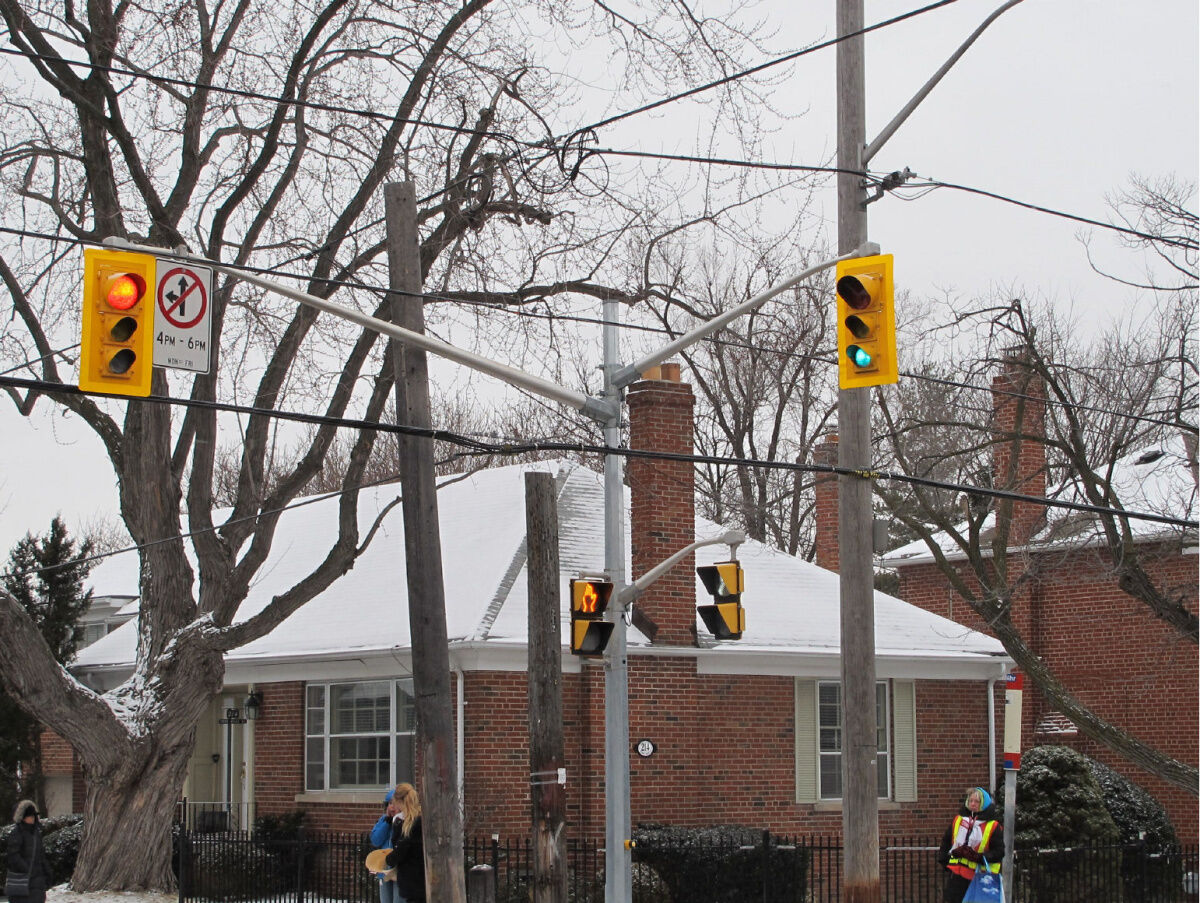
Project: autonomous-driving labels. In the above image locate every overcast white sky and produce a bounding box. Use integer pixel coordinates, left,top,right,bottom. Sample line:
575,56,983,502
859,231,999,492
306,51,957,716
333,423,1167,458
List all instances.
1,0,1196,560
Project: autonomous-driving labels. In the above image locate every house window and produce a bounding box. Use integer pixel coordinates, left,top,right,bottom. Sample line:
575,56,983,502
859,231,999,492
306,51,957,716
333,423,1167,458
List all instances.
74,623,108,648
796,678,915,804
305,679,417,791
817,681,889,800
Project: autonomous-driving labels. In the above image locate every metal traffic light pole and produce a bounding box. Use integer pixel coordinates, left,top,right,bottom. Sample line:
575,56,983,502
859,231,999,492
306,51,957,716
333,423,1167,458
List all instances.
598,251,868,903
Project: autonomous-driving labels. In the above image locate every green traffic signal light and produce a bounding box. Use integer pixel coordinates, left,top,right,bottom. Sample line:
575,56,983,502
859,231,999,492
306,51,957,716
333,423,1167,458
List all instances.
848,345,872,368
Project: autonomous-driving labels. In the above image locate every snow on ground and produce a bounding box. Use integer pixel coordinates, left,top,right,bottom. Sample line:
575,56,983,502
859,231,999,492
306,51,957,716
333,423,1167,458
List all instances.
47,887,175,903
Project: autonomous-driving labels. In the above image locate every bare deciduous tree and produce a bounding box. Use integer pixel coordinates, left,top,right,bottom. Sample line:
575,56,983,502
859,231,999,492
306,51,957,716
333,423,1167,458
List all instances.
877,292,1198,796
0,0,784,889
642,221,838,556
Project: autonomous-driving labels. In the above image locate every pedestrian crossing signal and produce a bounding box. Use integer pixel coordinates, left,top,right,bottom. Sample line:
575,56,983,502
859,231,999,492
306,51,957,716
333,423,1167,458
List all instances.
696,561,745,640
570,578,614,656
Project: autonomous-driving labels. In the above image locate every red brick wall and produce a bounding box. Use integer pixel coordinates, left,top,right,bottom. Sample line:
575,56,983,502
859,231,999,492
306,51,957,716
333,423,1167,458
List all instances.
40,730,74,774
627,371,698,646
251,677,461,834
899,546,1198,839
42,729,86,815
253,680,310,818
248,667,1001,842
453,662,997,839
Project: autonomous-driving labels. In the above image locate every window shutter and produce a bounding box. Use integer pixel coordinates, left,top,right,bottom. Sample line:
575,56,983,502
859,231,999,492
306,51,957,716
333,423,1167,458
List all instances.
893,679,918,802
794,678,818,803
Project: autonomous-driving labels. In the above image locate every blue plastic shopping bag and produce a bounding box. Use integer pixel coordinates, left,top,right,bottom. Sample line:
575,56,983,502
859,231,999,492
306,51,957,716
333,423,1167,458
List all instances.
962,860,1004,903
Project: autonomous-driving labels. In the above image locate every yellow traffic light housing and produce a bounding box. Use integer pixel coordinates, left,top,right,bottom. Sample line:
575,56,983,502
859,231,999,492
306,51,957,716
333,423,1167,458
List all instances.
570,577,614,656
79,247,157,396
835,253,897,390
696,560,745,640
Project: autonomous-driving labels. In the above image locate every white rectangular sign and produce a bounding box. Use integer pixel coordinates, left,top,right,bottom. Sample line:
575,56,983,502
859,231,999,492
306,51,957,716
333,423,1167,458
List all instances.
153,258,213,373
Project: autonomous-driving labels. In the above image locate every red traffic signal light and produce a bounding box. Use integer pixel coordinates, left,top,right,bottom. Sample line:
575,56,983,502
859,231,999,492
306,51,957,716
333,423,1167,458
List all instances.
105,272,146,311
570,578,614,656
79,248,156,396
835,253,897,390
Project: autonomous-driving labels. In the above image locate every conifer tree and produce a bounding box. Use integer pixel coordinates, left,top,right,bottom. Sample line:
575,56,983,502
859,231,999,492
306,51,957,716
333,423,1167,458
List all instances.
0,517,94,813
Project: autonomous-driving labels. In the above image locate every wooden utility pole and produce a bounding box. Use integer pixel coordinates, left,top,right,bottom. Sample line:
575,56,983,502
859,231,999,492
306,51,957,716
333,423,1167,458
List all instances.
836,1,881,901
525,471,569,903
385,181,467,903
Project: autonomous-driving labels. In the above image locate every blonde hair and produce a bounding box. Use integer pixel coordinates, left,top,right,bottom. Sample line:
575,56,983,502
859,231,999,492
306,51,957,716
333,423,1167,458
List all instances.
392,782,422,837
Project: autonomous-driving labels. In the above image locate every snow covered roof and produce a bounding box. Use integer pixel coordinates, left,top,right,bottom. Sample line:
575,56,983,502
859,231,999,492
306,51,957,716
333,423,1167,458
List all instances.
881,434,1198,568
73,460,1009,685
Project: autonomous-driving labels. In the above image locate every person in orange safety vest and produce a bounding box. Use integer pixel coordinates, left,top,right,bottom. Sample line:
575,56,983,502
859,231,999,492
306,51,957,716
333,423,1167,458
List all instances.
937,786,1004,902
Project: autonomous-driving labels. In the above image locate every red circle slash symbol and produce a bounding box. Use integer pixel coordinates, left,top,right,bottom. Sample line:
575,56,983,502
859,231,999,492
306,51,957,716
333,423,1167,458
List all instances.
157,267,208,329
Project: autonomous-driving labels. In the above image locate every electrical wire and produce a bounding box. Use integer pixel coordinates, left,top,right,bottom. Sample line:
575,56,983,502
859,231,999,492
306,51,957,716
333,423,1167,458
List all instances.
899,176,1196,250
1,374,1193,532
0,45,536,149
0,343,80,376
565,0,961,136
2,10,1188,247
1,224,1190,433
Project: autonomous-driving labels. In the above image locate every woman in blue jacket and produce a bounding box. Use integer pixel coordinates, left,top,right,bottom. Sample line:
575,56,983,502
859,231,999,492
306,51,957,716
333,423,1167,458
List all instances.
369,787,399,903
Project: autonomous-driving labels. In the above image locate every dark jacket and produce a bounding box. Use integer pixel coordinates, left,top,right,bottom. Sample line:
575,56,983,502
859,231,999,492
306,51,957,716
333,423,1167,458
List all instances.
385,815,425,902
6,817,51,892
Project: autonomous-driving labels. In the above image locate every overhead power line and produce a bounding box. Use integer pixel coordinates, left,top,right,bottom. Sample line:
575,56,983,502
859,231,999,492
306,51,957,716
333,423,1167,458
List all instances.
568,0,962,136
904,176,1198,251
8,8,1177,248
0,45,534,148
2,375,1193,532
1,223,1190,433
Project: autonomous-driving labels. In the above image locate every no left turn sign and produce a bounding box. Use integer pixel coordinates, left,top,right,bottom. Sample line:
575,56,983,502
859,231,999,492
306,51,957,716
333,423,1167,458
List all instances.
157,266,208,329
153,260,213,373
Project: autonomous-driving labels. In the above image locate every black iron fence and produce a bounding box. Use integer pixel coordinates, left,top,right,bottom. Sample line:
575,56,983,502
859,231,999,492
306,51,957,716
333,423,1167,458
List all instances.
176,799,257,833
176,828,1199,903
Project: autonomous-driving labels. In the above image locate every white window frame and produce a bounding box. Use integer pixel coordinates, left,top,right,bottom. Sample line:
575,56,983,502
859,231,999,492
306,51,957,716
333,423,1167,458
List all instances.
795,678,916,804
816,680,890,801
305,679,417,792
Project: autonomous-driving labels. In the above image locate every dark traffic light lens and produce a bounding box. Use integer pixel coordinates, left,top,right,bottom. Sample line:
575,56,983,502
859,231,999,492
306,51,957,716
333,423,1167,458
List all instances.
108,348,136,374
845,314,871,339
109,316,138,342
836,275,872,310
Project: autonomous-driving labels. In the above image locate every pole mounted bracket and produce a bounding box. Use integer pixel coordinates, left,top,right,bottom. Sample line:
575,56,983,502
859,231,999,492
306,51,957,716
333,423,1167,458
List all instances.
865,168,915,206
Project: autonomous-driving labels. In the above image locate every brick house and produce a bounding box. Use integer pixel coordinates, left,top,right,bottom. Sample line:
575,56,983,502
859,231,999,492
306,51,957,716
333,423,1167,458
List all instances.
72,370,1012,840
877,361,1199,840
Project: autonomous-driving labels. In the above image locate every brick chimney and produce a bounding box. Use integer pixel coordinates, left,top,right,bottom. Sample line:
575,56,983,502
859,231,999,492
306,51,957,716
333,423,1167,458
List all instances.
991,353,1047,547
813,435,840,572
626,363,697,646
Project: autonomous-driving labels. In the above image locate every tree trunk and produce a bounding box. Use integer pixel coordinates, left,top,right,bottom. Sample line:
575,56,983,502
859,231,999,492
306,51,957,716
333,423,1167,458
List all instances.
72,736,194,890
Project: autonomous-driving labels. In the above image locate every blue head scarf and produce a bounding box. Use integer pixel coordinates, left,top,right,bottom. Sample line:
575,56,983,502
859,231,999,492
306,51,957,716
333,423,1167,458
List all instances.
970,787,992,810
